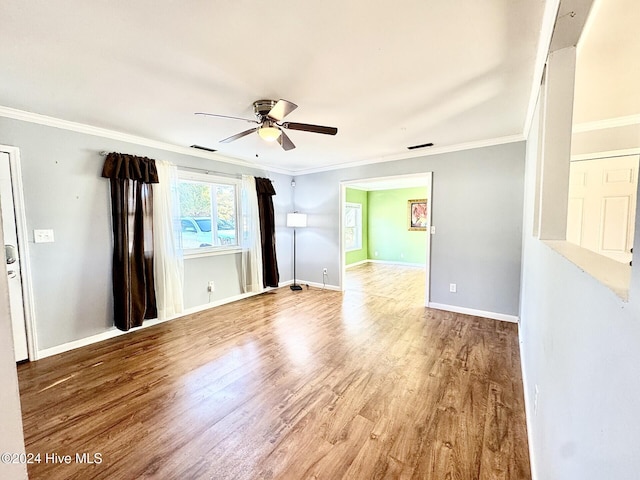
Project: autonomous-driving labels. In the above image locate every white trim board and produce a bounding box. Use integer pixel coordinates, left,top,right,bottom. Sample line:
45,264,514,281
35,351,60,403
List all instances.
296,134,524,175
427,302,519,323
368,259,426,268
301,280,341,291
345,259,369,269
572,114,640,133
1,145,39,361
283,278,341,292
344,258,427,270
571,148,640,162
37,289,267,359
0,105,525,177
518,330,540,480
523,0,561,138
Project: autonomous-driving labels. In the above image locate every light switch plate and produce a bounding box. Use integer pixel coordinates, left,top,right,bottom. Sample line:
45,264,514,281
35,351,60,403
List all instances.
34,229,55,243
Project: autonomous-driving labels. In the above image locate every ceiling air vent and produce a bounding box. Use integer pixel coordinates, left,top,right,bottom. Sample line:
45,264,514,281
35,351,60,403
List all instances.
407,142,434,150
190,144,217,152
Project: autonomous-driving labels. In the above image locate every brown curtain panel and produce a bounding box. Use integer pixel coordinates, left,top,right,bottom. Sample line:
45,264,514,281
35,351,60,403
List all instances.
102,153,159,331
255,177,280,288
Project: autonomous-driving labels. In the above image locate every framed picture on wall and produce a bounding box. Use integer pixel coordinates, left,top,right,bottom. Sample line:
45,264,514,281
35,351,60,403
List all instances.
408,199,427,231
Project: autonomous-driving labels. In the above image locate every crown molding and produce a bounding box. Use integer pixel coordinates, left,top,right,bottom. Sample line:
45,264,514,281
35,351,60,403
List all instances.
291,134,525,176
0,105,293,175
572,114,640,134
571,147,640,162
0,105,527,177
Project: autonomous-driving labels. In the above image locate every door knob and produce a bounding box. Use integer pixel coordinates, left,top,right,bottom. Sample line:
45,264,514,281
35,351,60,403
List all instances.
5,245,17,265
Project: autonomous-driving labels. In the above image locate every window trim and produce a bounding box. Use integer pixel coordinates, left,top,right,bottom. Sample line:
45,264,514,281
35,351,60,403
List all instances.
177,170,241,257
344,202,363,252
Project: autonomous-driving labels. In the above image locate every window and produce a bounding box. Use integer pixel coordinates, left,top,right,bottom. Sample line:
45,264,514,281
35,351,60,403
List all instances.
177,171,240,252
345,202,362,251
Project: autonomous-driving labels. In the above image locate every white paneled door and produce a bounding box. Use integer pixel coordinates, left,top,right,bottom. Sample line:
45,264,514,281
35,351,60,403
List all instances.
567,155,639,264
0,152,28,361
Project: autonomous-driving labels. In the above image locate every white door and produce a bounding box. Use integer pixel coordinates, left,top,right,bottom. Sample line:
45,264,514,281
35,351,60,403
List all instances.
567,155,639,264
0,152,28,361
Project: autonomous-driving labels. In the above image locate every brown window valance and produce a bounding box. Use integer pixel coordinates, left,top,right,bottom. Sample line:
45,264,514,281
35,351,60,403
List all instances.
101,152,159,183
255,176,276,196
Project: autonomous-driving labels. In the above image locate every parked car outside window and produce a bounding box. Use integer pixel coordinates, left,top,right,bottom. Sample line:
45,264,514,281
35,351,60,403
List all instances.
180,217,236,249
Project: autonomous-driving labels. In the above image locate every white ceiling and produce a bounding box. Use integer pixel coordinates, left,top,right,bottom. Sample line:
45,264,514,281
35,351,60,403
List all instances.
0,1,549,173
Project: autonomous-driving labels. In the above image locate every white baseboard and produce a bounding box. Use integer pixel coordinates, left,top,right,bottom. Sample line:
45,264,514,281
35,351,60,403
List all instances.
346,259,426,269
180,291,261,316
368,259,426,268
301,280,342,291
281,278,341,291
427,302,519,323
37,327,137,359
518,330,539,480
37,290,266,359
345,259,369,269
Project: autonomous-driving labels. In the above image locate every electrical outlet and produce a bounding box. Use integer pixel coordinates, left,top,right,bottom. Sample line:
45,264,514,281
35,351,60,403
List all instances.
449,283,457,293
207,281,215,292
323,268,328,275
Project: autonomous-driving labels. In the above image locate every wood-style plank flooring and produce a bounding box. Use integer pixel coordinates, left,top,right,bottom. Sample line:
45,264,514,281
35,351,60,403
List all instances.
18,263,530,479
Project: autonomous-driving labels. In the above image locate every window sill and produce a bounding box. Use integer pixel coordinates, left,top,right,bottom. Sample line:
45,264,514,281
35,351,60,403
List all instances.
183,246,242,259
544,240,631,300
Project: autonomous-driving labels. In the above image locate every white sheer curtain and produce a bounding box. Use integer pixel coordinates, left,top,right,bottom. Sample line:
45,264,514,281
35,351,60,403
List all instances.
153,160,184,320
241,175,264,293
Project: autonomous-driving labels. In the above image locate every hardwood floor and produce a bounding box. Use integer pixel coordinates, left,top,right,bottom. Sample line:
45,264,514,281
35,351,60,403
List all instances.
18,263,530,479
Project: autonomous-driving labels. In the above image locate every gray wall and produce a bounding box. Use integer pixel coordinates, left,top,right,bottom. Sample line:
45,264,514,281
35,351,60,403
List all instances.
0,113,524,351
0,117,293,350
294,142,525,317
520,84,640,479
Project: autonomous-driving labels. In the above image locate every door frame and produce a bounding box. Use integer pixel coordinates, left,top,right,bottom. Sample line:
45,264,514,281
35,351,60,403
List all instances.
1,145,38,360
339,172,433,306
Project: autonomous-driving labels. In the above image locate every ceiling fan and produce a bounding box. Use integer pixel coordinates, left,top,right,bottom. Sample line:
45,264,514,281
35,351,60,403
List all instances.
195,99,337,151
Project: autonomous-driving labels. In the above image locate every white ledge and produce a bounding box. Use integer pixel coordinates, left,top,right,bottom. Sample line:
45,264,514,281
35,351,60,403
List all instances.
544,240,631,300
183,247,242,259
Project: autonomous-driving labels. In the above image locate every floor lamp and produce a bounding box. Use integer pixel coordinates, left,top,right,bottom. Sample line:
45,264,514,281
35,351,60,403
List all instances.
287,212,307,291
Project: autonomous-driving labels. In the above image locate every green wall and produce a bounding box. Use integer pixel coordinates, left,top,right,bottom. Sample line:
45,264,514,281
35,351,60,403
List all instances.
345,188,368,265
368,187,427,264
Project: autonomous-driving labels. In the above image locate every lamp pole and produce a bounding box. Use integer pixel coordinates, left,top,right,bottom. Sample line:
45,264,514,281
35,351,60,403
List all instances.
290,228,302,291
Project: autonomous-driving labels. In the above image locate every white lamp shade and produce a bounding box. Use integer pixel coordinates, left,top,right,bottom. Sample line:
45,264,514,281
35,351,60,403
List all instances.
287,212,307,228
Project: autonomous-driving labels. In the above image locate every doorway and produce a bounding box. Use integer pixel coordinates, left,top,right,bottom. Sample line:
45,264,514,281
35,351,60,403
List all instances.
339,173,433,305
1,146,36,362
567,155,639,264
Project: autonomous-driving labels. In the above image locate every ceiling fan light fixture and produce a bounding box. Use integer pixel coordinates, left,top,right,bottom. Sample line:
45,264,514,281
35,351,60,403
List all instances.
197,99,336,151
258,125,282,142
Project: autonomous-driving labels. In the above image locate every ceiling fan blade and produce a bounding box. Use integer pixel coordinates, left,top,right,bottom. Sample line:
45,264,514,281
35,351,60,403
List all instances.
195,112,259,124
278,130,296,151
267,99,298,122
220,127,258,143
281,122,338,136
